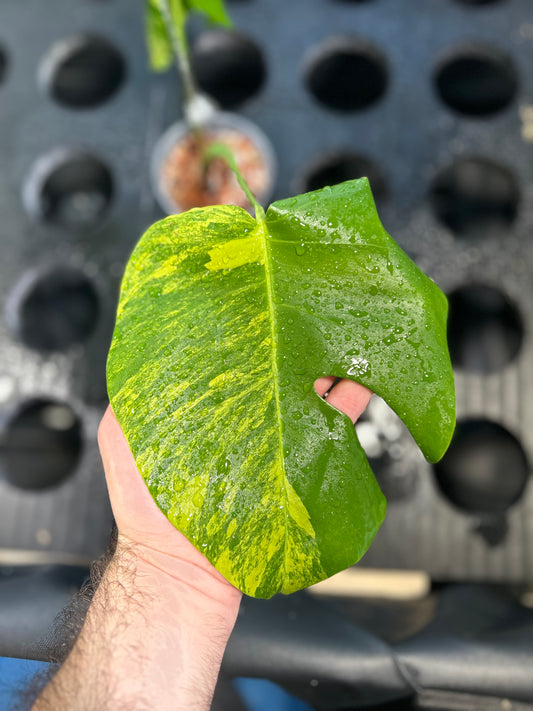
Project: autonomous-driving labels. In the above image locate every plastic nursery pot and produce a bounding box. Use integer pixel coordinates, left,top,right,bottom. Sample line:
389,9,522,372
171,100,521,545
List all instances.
151,112,276,215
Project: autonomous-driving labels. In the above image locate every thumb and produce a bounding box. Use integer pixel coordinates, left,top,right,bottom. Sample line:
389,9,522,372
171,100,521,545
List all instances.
98,406,178,545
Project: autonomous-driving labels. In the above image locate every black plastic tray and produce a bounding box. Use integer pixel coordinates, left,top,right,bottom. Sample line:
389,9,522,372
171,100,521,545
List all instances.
0,0,532,582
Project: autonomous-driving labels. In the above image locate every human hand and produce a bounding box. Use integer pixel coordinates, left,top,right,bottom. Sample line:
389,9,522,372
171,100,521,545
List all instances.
98,406,243,609
34,378,371,711
99,375,371,575
95,380,370,709
98,376,371,595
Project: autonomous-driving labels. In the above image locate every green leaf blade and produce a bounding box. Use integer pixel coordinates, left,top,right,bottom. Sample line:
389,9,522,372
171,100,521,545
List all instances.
146,0,177,72
185,0,231,26
266,179,455,463
108,180,454,598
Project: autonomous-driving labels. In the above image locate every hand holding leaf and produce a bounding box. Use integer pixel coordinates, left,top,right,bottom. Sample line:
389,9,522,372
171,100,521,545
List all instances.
107,179,455,598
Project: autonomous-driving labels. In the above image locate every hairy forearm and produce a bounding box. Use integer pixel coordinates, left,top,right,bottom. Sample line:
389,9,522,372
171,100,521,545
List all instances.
33,538,241,711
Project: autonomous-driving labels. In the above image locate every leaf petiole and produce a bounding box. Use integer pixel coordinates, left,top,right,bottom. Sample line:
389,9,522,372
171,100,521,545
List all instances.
204,141,266,224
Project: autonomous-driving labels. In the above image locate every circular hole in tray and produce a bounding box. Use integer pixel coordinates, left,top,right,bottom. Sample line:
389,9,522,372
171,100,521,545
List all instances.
434,44,518,117
0,46,8,84
433,419,529,514
0,399,82,490
7,266,100,352
305,36,388,111
40,34,125,108
24,150,113,229
430,157,519,237
191,29,266,108
447,284,523,374
296,152,387,202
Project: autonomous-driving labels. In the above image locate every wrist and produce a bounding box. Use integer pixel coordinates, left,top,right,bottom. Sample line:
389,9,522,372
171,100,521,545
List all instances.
113,533,242,625
34,535,241,711
100,537,241,709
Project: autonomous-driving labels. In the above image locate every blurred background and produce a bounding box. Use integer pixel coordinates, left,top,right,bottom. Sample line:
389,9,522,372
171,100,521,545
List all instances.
0,0,532,709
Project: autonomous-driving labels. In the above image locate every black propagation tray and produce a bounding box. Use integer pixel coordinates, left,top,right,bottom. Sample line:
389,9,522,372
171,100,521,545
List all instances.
0,0,532,585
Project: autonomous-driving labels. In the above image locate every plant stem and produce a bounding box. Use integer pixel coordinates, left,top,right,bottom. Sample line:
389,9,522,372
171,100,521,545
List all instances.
156,3,255,212
158,0,198,111
204,142,266,224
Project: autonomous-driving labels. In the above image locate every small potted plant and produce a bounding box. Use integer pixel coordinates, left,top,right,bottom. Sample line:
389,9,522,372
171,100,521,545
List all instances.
146,0,276,215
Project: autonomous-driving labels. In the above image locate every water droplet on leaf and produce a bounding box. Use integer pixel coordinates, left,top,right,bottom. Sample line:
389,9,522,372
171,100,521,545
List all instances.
192,492,204,508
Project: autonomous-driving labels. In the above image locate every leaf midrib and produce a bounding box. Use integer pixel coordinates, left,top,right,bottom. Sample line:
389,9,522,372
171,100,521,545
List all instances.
260,222,284,464
260,221,291,586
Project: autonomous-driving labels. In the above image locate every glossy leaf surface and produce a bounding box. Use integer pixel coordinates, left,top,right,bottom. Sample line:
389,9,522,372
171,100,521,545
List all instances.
107,179,455,598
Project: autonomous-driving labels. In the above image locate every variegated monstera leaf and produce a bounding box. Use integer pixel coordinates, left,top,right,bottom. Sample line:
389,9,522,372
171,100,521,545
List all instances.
107,179,455,598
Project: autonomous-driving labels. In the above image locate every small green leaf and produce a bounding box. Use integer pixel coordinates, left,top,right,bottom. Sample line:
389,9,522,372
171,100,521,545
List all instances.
145,0,230,73
107,179,455,598
184,0,231,26
145,0,179,72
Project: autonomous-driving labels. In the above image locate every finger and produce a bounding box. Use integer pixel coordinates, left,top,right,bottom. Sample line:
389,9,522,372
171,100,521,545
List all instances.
315,376,372,424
